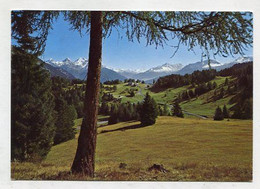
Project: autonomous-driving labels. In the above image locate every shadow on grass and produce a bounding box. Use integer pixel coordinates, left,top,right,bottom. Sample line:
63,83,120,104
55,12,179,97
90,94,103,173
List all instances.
99,123,152,134
98,120,136,129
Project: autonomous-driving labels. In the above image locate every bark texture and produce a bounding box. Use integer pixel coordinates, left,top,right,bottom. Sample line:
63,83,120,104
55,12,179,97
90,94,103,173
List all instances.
71,11,103,177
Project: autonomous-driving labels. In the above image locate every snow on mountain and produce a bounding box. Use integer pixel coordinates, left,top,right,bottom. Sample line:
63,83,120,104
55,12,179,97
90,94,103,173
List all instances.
231,56,253,64
112,68,145,79
74,57,88,67
45,58,126,82
45,56,253,82
202,62,224,69
148,63,183,73
214,56,253,71
62,58,72,64
133,63,183,81
176,59,222,75
46,57,88,68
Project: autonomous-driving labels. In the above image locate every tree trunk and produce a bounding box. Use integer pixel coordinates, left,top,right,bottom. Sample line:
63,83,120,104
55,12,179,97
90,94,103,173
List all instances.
71,11,103,177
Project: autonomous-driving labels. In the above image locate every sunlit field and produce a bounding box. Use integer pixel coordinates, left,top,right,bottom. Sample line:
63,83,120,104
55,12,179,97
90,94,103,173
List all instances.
11,116,252,181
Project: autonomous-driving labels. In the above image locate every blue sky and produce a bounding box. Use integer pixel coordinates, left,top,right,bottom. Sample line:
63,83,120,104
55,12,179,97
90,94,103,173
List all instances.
41,15,253,70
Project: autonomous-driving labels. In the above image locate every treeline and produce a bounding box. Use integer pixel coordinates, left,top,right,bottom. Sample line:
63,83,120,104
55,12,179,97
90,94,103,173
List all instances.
100,93,158,126
151,69,217,92
218,62,252,77
108,103,141,124
177,81,218,101
103,78,145,85
228,63,253,119
216,62,253,119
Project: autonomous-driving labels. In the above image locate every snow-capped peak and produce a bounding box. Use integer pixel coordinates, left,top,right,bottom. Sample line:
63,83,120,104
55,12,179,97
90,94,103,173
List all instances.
46,58,64,67
74,57,88,67
201,59,223,68
63,58,72,64
148,63,183,73
45,57,89,68
234,56,253,64
112,68,145,74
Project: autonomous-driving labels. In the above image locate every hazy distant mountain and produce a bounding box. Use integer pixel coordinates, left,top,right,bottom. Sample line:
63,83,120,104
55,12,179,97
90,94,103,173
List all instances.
45,58,126,82
214,56,253,71
176,59,223,75
114,69,144,79
133,63,183,81
145,56,252,83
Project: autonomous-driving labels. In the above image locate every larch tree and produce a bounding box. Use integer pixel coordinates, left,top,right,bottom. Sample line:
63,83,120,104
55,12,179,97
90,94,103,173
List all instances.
12,11,252,176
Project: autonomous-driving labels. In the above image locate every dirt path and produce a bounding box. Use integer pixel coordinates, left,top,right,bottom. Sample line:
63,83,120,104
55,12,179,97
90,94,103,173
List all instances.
182,110,208,119
137,86,145,97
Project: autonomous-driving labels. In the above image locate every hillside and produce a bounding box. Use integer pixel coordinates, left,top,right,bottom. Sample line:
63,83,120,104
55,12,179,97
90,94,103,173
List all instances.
102,76,235,118
56,62,252,119
11,117,252,181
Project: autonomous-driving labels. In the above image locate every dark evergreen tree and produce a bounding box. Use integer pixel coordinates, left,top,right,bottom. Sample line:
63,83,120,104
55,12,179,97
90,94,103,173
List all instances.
227,85,231,94
54,98,77,145
232,98,252,119
140,93,158,126
108,104,119,124
11,11,58,161
212,82,217,89
188,90,194,99
172,101,184,118
129,90,135,97
11,47,55,161
214,106,224,120
207,81,212,90
241,99,253,119
224,78,229,85
222,105,229,118
219,87,225,98
99,102,110,115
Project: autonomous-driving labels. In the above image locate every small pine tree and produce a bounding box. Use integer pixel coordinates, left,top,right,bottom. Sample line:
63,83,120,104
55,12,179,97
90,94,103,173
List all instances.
241,99,253,119
222,105,229,118
212,82,217,89
214,106,224,120
108,104,119,125
188,90,194,99
207,81,212,90
224,78,229,85
140,93,158,126
129,90,135,97
172,101,184,118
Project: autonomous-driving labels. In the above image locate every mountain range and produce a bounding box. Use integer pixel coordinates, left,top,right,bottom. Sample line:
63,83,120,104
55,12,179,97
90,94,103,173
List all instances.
43,56,252,82
45,58,126,82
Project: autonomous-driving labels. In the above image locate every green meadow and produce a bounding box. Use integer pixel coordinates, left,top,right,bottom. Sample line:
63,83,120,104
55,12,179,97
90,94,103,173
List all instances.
11,116,252,181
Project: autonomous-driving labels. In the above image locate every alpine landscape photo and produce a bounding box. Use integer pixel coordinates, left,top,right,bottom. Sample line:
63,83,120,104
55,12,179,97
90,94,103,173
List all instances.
11,11,253,181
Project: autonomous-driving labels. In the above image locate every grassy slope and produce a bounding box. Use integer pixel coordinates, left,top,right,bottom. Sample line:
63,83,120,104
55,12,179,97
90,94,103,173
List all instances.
12,116,252,181
105,76,234,118
180,76,234,117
